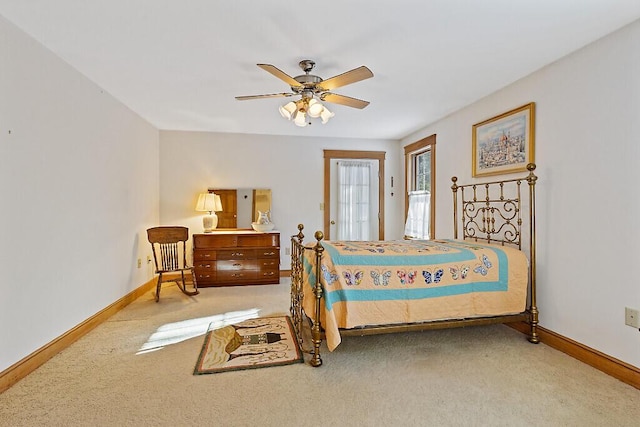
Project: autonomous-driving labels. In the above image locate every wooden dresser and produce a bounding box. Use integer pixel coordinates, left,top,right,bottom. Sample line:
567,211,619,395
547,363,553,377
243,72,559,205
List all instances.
192,230,280,287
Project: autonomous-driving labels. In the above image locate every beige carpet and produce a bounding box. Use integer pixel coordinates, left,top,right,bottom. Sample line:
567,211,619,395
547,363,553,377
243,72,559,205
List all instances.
1,278,639,426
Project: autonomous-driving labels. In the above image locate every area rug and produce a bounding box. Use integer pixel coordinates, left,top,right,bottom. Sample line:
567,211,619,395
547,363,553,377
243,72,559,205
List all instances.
194,316,303,374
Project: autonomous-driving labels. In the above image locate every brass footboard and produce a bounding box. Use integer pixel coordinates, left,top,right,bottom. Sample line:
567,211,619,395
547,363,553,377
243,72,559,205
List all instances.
289,224,326,366
289,224,305,347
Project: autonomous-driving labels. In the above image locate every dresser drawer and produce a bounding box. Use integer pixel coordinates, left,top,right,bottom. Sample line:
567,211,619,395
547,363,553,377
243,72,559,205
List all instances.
258,258,279,269
257,248,279,258
257,269,279,280
217,270,257,282
194,270,216,282
215,249,257,260
194,234,237,248
194,260,215,269
238,233,280,248
193,250,217,261
216,259,256,271
216,259,258,282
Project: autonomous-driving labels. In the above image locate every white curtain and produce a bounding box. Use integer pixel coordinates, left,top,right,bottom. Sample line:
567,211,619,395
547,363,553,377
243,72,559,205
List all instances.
404,190,430,239
337,161,371,241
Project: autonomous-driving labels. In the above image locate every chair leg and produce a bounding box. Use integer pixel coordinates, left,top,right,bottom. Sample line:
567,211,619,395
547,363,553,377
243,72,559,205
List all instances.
191,268,198,293
176,270,199,296
155,273,163,302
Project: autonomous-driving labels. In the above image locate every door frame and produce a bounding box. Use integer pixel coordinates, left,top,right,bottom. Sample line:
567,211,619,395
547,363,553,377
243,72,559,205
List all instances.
323,149,385,240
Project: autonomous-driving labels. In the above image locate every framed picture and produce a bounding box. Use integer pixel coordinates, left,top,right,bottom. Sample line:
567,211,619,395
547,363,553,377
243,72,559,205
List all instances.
472,102,535,177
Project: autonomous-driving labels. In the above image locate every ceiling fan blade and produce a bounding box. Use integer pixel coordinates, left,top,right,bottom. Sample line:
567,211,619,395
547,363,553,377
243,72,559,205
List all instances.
235,93,294,101
318,66,373,91
321,93,370,109
257,64,302,88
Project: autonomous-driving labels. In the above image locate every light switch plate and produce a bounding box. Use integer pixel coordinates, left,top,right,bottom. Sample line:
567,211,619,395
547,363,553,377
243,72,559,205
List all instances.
625,307,640,328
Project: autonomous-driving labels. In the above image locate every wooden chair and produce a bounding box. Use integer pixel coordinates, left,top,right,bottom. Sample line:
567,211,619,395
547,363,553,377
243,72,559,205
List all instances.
147,226,199,302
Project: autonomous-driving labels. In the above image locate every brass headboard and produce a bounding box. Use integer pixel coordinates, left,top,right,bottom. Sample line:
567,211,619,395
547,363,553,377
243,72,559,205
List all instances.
451,163,537,250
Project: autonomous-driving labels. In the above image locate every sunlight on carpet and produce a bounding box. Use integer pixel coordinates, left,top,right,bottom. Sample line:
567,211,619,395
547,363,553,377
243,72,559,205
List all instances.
136,308,261,354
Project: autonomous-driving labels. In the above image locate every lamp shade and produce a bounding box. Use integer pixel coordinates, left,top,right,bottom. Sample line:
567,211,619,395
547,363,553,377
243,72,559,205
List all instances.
196,193,223,213
279,101,297,120
320,107,335,124
294,110,308,127
307,99,324,118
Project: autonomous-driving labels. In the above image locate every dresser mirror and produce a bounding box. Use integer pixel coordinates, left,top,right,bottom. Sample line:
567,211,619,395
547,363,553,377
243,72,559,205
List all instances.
208,188,272,228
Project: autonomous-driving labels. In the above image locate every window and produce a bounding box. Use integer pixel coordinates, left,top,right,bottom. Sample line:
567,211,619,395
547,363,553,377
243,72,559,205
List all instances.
404,135,436,239
414,150,431,191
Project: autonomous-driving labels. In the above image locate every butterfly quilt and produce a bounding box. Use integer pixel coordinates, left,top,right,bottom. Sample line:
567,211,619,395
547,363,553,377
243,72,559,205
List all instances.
302,239,529,351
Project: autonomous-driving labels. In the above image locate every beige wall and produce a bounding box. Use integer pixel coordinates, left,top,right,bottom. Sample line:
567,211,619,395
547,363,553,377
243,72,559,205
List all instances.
159,131,404,269
401,19,640,368
0,16,160,372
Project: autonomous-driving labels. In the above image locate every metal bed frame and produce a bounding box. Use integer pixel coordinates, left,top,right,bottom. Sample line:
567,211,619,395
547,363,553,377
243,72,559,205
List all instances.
290,163,539,366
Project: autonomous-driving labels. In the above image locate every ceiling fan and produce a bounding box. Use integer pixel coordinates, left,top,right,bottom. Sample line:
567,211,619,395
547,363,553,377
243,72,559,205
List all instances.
235,60,374,126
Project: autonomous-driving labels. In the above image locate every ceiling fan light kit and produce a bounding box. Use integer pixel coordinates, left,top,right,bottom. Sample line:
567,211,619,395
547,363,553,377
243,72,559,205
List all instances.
236,59,373,127
279,97,335,127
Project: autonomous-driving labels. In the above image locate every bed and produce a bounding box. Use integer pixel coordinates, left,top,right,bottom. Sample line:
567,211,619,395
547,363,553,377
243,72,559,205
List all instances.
290,163,539,366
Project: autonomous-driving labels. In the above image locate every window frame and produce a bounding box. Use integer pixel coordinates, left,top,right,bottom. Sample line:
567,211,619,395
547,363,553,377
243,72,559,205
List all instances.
404,134,436,239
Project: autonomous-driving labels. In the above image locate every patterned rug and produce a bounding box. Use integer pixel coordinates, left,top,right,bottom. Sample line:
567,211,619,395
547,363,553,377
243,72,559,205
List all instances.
194,316,303,374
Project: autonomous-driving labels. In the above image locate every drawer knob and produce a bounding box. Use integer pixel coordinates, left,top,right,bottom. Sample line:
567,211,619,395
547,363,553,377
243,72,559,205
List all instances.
233,263,241,267
263,251,275,256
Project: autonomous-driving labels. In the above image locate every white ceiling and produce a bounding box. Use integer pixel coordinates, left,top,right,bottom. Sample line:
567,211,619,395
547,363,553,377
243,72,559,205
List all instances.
2,1,640,140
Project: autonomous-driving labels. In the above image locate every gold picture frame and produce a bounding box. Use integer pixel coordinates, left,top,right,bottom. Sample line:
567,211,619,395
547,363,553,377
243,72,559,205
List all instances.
472,102,535,177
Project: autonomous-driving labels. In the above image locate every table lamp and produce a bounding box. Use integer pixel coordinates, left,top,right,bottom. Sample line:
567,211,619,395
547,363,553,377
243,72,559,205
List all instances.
195,193,223,232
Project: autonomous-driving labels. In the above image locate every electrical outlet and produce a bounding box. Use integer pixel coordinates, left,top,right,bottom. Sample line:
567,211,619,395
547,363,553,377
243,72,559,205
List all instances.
147,255,152,264
625,307,640,328
137,258,142,268
285,247,290,256
319,202,324,211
